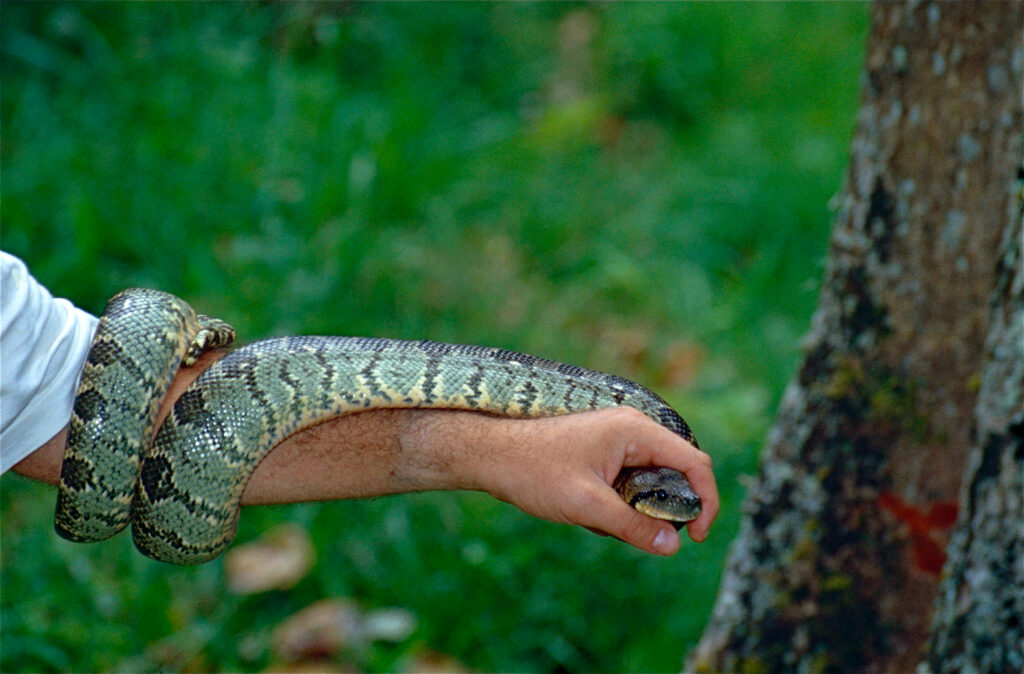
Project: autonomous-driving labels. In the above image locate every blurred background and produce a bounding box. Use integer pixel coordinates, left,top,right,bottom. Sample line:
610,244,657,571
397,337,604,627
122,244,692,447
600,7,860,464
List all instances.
1,3,867,672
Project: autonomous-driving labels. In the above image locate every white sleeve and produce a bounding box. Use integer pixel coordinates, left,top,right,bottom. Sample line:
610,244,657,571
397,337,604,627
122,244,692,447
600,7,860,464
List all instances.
0,252,99,473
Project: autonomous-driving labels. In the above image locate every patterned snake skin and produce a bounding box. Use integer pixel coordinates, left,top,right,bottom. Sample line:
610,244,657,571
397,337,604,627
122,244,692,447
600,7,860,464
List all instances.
56,289,702,565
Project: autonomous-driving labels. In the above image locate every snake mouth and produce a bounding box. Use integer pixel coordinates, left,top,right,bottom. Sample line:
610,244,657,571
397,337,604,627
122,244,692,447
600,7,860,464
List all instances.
633,497,702,527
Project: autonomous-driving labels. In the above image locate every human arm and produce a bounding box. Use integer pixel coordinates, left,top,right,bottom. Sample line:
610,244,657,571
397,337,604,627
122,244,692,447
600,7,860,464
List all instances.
15,349,719,556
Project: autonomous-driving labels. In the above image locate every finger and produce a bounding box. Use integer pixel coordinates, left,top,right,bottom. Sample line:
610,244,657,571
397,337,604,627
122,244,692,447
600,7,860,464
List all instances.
581,485,682,556
618,420,720,542
620,420,709,476
684,472,719,542
676,449,718,543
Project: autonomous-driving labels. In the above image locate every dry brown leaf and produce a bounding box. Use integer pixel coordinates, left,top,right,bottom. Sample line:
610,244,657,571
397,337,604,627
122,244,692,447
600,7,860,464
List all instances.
272,599,363,663
262,660,357,674
224,523,316,594
403,649,472,674
271,600,419,665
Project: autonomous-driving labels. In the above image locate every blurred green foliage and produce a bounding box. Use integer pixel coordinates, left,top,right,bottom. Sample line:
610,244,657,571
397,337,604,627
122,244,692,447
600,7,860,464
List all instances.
1,2,867,672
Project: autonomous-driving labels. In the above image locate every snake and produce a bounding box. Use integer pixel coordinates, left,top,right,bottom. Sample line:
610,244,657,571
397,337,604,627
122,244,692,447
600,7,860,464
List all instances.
55,288,702,565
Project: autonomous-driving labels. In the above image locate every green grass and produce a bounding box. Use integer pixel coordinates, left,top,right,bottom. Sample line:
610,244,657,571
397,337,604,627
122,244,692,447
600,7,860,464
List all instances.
1,3,868,672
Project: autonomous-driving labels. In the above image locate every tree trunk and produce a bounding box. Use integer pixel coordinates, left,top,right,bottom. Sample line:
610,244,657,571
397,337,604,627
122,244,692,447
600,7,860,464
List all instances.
927,205,1022,671
688,2,1022,673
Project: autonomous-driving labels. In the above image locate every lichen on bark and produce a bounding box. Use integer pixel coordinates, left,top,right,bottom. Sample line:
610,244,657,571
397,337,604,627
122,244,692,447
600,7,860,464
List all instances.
926,213,1023,674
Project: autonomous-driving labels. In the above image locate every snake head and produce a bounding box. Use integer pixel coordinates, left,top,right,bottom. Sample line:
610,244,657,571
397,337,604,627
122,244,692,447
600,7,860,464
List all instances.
614,467,702,529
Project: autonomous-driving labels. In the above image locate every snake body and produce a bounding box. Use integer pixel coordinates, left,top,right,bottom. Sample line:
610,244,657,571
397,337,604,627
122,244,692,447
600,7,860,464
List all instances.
57,289,701,565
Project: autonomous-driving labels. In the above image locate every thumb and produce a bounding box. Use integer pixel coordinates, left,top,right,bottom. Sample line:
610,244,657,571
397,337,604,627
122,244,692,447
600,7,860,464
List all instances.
587,489,681,556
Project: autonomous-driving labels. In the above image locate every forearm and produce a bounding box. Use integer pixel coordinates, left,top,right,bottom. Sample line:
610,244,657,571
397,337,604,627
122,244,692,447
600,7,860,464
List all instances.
12,350,453,500
240,407,482,504
245,404,720,554
11,409,450,501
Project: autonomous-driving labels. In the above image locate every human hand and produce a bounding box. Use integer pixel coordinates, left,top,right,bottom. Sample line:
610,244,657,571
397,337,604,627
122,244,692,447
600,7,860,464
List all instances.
445,407,719,556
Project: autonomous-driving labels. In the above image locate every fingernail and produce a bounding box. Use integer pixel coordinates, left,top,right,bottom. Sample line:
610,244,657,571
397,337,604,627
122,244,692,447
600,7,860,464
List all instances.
653,528,678,555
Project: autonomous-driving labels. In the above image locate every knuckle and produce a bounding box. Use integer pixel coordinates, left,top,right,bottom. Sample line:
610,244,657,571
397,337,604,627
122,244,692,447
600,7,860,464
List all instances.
612,406,648,425
596,406,646,430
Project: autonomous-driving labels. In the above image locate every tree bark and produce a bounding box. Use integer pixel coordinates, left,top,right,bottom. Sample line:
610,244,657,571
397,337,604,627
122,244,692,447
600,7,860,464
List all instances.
688,2,1022,673
927,201,1022,672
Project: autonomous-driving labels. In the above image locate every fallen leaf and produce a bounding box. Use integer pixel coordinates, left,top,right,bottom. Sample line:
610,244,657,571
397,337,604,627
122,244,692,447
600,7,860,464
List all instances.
271,600,420,665
225,523,315,594
404,649,472,673
263,660,357,674
272,599,363,663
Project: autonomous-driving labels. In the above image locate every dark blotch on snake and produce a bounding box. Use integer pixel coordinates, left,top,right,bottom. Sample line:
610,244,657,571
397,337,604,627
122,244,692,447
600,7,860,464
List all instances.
72,388,107,425
139,453,177,504
59,455,96,491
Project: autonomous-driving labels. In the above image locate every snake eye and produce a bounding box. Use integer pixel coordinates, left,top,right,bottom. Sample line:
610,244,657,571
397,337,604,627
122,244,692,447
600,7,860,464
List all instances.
655,489,668,501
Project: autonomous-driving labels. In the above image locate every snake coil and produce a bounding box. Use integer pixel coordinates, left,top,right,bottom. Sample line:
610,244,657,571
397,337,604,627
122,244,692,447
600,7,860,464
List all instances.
56,289,701,564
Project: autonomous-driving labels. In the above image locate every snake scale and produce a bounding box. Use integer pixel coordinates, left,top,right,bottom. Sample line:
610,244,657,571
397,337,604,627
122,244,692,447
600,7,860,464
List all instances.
56,288,701,565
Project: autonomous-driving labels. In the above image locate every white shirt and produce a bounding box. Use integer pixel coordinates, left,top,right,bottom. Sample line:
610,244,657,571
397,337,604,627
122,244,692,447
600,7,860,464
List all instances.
0,252,99,472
